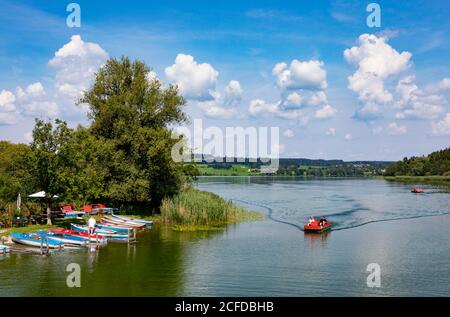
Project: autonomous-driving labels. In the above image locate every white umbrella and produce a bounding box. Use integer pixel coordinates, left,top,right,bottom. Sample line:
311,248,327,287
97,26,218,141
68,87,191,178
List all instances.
28,191,59,198
16,193,21,211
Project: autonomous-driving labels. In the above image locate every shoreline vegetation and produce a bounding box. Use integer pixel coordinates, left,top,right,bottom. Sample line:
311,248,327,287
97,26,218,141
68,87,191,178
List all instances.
0,188,262,237
161,188,263,231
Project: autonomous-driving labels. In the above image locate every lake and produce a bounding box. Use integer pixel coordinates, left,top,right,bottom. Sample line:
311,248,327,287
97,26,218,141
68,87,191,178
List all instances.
1,177,449,296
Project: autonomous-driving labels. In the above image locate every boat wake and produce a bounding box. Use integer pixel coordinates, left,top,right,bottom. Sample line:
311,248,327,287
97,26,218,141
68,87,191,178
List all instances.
232,199,450,232
232,199,305,231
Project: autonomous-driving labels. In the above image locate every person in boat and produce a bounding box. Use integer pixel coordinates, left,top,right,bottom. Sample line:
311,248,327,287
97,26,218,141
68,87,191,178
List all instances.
88,216,96,235
308,216,315,225
319,216,327,226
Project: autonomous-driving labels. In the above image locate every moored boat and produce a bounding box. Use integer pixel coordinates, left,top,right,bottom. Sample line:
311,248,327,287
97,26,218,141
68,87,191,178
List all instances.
111,214,153,227
50,229,107,244
71,224,131,242
10,233,64,248
0,245,10,253
36,230,88,246
102,216,146,228
96,223,133,235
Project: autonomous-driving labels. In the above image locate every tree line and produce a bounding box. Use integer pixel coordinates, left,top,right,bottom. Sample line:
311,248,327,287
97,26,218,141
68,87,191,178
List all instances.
384,147,450,176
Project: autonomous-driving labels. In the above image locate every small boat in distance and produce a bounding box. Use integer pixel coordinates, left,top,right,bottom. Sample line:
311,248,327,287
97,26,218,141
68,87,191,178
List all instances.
411,188,424,193
304,217,333,233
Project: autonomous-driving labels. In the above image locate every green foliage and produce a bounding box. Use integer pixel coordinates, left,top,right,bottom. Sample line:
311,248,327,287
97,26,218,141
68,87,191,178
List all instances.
79,56,190,211
0,141,33,202
384,148,450,176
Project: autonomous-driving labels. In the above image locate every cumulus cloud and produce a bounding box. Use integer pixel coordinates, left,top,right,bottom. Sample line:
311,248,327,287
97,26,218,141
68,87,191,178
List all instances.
425,77,450,94
49,35,108,99
248,98,309,125
0,82,58,125
165,54,218,101
250,58,334,123
387,122,407,135
394,76,446,120
272,59,327,90
16,82,58,118
197,101,237,119
248,99,279,115
0,90,16,113
224,80,243,106
315,105,337,119
344,33,412,120
431,113,450,136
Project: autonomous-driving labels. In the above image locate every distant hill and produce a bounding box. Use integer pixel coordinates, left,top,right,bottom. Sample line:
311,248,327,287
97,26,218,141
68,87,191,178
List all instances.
384,147,450,176
193,155,393,177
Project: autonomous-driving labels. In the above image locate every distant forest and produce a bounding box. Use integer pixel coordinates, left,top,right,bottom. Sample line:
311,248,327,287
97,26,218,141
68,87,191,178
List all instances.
196,156,393,177
384,147,450,176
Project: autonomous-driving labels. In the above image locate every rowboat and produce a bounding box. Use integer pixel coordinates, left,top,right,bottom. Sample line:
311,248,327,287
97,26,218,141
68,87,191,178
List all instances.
111,214,153,227
50,229,107,244
71,223,116,235
102,216,146,228
96,223,133,235
0,245,9,253
10,233,64,248
71,224,131,242
101,218,145,229
36,230,88,246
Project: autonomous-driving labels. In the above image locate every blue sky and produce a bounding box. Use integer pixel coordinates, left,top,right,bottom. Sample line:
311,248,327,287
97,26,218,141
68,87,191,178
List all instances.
0,0,449,160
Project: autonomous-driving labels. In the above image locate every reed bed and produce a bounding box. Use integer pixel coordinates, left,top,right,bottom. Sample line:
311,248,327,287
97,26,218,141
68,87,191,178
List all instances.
161,188,262,230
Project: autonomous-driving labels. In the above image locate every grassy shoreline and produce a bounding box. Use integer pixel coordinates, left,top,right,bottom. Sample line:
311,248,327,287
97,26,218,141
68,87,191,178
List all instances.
383,175,450,187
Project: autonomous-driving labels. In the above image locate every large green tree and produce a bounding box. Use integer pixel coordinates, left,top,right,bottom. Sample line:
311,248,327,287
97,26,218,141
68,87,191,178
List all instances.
29,119,75,224
79,56,190,212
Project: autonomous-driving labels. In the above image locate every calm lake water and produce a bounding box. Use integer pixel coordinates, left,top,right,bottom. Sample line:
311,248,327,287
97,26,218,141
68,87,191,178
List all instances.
1,177,449,296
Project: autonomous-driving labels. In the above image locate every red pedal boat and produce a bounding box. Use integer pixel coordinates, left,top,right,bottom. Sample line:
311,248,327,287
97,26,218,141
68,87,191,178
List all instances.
304,218,333,233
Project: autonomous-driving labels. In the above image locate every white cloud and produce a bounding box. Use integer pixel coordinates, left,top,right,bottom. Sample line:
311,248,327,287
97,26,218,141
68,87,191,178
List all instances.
0,90,16,112
307,91,328,107
49,35,109,99
248,99,279,115
326,127,336,136
431,113,450,136
315,105,337,119
395,76,446,120
284,92,303,107
0,112,17,125
344,33,412,120
165,54,218,101
283,129,294,138
344,133,352,140
15,82,58,118
425,77,450,94
387,122,407,135
197,99,237,119
272,59,327,90
224,80,243,106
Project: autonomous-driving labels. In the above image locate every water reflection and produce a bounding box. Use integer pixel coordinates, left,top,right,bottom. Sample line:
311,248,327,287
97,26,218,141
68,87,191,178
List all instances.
304,232,330,248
